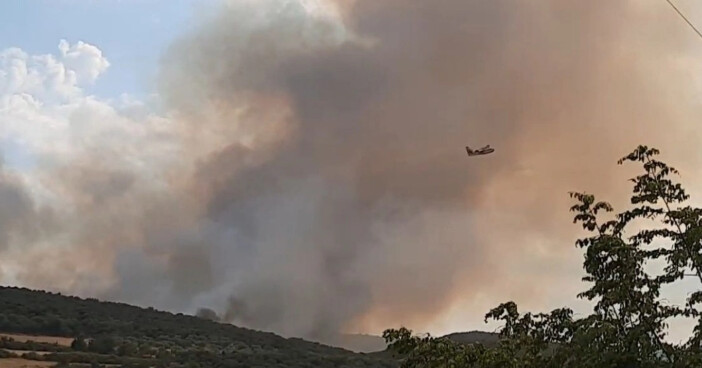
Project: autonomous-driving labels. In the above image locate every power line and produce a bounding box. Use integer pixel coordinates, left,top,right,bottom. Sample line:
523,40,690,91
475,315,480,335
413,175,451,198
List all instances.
665,0,702,40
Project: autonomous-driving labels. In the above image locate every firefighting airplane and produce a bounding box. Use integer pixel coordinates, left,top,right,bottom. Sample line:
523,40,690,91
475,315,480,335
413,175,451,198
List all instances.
466,145,495,157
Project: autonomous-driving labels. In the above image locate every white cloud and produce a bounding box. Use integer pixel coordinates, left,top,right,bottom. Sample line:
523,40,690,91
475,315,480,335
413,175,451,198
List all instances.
0,40,109,103
0,40,177,173
0,41,182,293
1,49,72,101
58,39,110,85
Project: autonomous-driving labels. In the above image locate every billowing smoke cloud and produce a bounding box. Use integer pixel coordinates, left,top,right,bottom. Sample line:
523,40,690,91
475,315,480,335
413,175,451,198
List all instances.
0,159,52,253
3,0,702,345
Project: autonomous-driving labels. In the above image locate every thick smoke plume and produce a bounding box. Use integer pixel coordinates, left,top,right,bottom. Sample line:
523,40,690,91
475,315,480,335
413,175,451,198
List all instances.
3,0,702,344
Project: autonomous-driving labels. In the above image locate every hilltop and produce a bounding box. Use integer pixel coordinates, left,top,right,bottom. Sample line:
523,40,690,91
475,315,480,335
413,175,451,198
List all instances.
0,286,396,368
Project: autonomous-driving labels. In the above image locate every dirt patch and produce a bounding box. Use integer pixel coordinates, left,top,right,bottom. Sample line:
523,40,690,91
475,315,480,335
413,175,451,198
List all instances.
0,358,55,368
0,335,72,347
4,352,50,357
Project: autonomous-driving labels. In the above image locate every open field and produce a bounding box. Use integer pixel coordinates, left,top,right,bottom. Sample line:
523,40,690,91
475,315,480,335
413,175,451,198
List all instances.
0,334,72,347
0,358,54,368
3,351,50,356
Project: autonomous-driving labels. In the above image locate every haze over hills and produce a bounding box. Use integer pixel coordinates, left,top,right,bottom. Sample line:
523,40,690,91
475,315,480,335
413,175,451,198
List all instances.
313,334,388,354
198,298,501,353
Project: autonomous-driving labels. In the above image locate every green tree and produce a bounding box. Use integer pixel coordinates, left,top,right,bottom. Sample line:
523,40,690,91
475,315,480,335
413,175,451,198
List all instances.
117,341,138,356
71,336,88,351
384,145,702,368
89,336,116,355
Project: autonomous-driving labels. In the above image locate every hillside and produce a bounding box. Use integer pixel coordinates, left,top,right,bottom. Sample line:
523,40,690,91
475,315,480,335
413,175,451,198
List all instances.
315,334,388,353
444,331,500,347
328,331,501,353
0,286,396,368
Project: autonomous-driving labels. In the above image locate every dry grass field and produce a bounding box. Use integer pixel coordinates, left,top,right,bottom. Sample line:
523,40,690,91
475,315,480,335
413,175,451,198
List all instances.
0,334,72,347
3,351,50,356
0,358,55,368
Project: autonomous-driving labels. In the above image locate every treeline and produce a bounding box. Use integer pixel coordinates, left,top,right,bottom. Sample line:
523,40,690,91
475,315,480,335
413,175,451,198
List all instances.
0,287,396,368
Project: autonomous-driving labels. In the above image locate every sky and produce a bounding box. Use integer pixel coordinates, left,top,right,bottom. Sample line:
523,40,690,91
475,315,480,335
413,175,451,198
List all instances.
0,0,203,100
0,0,206,170
3,0,702,347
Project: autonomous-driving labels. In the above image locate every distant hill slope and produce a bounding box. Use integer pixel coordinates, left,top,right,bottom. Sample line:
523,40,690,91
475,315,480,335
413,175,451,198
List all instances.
444,331,500,347
326,330,501,353
315,334,388,353
0,286,396,368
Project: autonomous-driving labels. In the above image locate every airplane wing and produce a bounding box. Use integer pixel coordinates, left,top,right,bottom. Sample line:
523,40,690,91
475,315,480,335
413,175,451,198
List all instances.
466,145,494,156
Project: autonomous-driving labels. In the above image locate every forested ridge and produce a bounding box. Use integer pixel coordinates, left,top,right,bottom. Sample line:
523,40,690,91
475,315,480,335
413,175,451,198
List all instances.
0,286,397,367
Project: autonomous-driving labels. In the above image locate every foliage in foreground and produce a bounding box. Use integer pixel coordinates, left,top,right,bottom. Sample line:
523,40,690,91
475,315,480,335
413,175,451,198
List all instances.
385,145,702,368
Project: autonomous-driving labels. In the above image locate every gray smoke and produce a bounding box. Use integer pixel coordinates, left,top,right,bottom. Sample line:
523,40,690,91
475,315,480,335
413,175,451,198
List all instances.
7,0,702,343
0,158,53,253
145,0,700,339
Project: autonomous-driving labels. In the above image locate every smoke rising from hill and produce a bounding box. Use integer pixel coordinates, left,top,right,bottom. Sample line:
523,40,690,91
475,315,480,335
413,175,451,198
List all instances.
3,0,702,342
143,0,702,339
